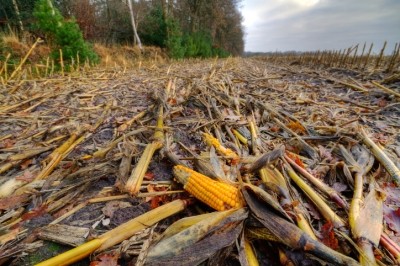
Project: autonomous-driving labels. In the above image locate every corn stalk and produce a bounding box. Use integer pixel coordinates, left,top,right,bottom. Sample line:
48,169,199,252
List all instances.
125,106,164,195
35,199,187,266
359,127,400,186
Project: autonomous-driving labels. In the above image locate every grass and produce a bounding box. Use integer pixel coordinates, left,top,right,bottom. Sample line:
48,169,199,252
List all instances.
1,31,398,83
0,31,167,82
21,241,89,266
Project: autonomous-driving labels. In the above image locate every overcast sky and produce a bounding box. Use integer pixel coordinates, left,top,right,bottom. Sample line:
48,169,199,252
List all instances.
241,0,400,53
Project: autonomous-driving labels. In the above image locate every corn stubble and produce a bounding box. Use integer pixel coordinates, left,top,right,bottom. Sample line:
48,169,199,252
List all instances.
1,47,400,266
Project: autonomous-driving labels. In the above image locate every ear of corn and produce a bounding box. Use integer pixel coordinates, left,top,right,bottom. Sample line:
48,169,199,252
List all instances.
202,133,240,164
173,165,243,211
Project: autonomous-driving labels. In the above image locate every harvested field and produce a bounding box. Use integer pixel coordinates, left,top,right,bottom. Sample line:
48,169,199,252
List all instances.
0,57,400,265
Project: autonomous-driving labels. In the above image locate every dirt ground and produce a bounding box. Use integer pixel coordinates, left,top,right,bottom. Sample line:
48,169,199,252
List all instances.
0,57,399,265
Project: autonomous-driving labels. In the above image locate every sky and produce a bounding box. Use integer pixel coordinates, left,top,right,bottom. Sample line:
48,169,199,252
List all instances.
241,0,400,53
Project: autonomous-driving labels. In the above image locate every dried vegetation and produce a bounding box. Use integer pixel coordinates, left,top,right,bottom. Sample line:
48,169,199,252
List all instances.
0,42,400,266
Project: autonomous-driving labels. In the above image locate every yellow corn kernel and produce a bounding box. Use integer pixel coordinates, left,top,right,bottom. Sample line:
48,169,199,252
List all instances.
173,165,243,211
202,133,240,164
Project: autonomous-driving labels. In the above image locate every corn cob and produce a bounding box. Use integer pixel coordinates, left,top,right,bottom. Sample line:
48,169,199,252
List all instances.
173,165,243,211
202,133,240,164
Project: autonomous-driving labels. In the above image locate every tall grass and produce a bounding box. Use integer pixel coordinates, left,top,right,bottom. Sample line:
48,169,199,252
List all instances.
0,31,167,83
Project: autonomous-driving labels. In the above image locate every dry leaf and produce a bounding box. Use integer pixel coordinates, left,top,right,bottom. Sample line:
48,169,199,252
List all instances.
21,205,48,221
15,170,34,182
20,159,33,169
320,221,339,250
383,205,400,234
318,145,333,162
287,121,306,134
1,139,16,148
102,201,132,218
90,252,120,266
353,189,384,245
0,194,29,210
287,153,305,169
144,172,155,180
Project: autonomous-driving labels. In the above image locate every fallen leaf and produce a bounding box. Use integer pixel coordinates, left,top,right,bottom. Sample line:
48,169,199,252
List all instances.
318,145,333,162
146,184,167,209
287,153,305,169
20,159,33,169
377,98,387,107
0,194,29,210
354,189,384,245
15,170,34,182
21,205,48,221
372,132,389,144
320,221,339,250
287,121,306,134
332,182,347,193
1,139,16,148
90,252,120,266
144,172,155,180
384,206,400,234
102,201,132,218
168,97,177,105
270,125,280,132
381,183,400,206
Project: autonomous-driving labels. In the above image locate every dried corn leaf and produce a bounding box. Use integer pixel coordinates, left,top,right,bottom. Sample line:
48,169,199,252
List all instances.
146,208,247,265
242,189,359,266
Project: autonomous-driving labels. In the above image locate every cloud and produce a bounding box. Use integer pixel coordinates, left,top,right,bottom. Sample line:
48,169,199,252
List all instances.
242,0,400,53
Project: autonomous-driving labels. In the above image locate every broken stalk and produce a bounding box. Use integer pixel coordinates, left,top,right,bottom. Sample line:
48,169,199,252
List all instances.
35,199,187,266
284,161,346,229
285,154,348,209
248,120,316,239
359,127,400,186
125,106,164,195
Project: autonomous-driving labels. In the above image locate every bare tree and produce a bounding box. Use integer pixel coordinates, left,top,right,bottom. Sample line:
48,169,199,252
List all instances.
128,0,142,50
11,0,24,33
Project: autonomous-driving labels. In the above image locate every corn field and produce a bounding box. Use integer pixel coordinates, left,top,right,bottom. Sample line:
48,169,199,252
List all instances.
0,43,400,265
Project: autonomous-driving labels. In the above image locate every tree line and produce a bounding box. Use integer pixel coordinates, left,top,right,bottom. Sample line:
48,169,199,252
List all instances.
0,0,245,59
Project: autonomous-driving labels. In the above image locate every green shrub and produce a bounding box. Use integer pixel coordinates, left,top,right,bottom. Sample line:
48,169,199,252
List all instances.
33,0,98,65
139,5,167,47
182,31,230,58
212,46,230,58
165,17,185,59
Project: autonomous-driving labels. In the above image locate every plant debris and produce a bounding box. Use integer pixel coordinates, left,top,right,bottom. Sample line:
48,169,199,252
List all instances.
0,56,400,265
